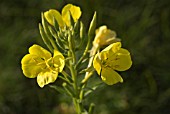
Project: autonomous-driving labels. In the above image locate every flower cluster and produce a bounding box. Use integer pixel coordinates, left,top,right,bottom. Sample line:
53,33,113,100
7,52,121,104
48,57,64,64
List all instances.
21,4,132,88
20,3,132,114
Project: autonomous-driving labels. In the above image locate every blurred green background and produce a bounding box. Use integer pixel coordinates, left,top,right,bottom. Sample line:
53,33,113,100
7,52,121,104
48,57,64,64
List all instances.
0,0,170,114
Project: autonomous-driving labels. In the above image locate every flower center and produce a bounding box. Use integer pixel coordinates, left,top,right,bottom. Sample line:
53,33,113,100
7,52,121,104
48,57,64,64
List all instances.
101,59,110,68
45,58,55,69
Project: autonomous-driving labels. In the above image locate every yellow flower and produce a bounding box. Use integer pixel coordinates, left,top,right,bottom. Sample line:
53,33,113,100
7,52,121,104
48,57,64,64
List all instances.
21,44,65,88
44,4,81,27
93,42,132,85
93,25,120,47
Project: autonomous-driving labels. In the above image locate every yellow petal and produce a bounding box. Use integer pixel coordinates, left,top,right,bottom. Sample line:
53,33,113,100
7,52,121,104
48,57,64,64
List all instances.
62,4,81,26
104,42,121,53
53,50,65,72
37,69,58,88
110,42,121,53
21,54,46,78
44,9,64,27
93,53,102,75
101,42,132,71
101,67,123,85
29,44,51,60
109,48,132,71
93,26,120,47
70,5,81,21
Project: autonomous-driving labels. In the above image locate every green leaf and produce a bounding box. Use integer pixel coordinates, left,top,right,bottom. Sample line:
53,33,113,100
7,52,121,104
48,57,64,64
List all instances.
49,85,66,94
84,83,102,98
79,66,94,74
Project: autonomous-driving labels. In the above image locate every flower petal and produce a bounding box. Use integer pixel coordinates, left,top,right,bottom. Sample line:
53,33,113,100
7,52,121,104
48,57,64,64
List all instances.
101,42,132,71
93,53,102,75
93,26,120,47
29,44,51,60
101,67,123,85
44,9,64,27
70,5,81,21
101,42,120,53
107,48,132,71
100,51,109,61
62,4,81,26
53,50,65,72
21,54,46,78
111,42,121,52
37,69,58,88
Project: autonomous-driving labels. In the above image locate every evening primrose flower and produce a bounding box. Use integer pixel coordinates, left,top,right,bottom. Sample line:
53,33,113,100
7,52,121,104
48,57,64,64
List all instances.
21,44,65,88
93,42,132,85
44,4,81,27
93,25,120,48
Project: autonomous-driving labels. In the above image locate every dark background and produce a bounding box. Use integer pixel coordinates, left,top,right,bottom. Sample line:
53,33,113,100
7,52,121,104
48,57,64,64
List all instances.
0,0,170,114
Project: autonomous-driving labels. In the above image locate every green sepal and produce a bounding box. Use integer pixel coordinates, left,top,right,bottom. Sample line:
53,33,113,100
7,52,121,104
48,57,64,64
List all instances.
68,11,75,27
39,23,53,52
53,17,59,31
48,26,65,51
41,13,58,50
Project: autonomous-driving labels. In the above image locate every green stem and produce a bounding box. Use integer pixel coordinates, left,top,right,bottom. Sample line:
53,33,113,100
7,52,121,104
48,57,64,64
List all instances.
88,103,95,114
73,98,82,114
70,58,83,113
68,44,83,113
67,13,97,113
